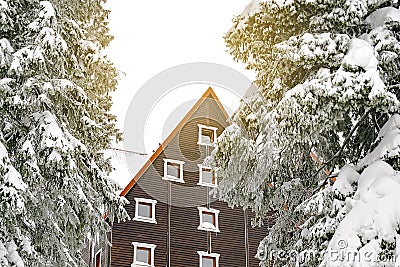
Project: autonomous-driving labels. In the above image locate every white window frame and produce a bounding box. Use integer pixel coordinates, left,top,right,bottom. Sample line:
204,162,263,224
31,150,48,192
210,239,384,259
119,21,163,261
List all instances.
197,124,218,146
197,207,220,232
131,242,156,267
133,198,157,224
197,251,220,267
94,248,102,267
163,159,185,183
197,164,217,187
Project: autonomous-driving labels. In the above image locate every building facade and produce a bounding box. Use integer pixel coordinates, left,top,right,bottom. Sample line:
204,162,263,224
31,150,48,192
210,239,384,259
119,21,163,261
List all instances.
108,87,272,267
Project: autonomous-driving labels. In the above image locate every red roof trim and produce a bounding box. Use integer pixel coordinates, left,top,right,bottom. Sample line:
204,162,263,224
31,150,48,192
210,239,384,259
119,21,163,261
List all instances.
120,87,229,196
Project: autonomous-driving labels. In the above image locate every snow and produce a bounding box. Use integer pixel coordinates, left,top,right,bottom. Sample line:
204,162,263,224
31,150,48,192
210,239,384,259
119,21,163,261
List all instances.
54,79,74,88
0,242,7,262
365,7,400,29
79,40,97,51
259,0,295,8
39,111,65,148
38,27,56,46
28,1,56,30
6,241,24,267
275,33,350,64
39,1,55,20
0,142,27,191
356,160,395,201
5,167,26,192
358,115,400,168
332,165,359,196
366,69,386,99
37,111,86,152
232,0,263,31
37,27,68,51
9,46,45,74
21,237,32,254
240,0,263,17
343,38,378,71
325,160,400,266
81,116,99,127
49,150,62,162
0,38,13,67
378,113,400,138
0,0,8,10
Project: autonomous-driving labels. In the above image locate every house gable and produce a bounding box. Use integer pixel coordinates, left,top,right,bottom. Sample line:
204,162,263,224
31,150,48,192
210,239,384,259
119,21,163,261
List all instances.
120,87,229,196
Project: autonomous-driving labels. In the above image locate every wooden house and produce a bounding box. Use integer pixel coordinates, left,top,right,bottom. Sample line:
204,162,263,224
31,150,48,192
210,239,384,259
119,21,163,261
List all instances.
93,87,271,267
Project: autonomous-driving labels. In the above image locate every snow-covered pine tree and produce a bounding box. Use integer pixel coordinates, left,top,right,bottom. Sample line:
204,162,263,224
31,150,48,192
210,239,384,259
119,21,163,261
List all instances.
0,1,128,266
293,114,400,267
208,0,400,266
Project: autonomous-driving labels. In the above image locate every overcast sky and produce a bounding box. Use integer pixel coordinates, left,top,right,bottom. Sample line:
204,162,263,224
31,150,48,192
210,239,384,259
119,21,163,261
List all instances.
103,1,255,186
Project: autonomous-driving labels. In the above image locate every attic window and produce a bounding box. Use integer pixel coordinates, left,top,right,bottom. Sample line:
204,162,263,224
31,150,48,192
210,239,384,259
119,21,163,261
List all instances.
198,165,217,187
197,207,220,232
198,251,220,267
132,242,156,267
133,198,157,224
163,159,185,183
197,124,217,146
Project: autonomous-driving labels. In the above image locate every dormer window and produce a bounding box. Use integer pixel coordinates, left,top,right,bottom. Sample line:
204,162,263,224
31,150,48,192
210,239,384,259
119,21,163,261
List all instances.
197,124,217,146
197,207,220,232
198,165,217,187
133,198,157,224
163,159,185,183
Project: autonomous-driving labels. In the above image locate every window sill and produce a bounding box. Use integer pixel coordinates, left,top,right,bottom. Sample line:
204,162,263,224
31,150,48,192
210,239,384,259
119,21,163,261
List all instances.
133,217,157,224
197,182,217,188
197,225,220,233
162,176,185,183
131,263,153,267
197,141,216,147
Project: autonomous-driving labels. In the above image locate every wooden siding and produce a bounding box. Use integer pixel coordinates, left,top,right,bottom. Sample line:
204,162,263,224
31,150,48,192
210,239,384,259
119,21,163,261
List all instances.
111,90,271,267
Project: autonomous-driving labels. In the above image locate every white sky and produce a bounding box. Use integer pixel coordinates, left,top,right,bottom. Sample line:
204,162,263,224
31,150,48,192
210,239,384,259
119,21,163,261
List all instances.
103,0,255,187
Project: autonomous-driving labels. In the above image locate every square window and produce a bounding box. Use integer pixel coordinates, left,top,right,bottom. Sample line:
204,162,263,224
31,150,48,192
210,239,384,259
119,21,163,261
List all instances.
136,247,151,264
201,128,214,144
198,165,217,187
133,198,157,224
132,242,156,267
167,162,180,178
198,207,220,232
138,202,152,218
197,124,218,146
163,159,185,183
202,256,216,267
202,211,215,225
202,169,214,184
198,251,220,267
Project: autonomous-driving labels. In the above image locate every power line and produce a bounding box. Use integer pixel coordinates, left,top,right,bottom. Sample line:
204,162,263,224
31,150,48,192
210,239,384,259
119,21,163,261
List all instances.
108,147,148,156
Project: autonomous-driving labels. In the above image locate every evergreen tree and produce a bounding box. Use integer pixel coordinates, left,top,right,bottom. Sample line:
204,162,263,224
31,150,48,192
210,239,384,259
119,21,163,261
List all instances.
209,0,400,266
0,0,128,266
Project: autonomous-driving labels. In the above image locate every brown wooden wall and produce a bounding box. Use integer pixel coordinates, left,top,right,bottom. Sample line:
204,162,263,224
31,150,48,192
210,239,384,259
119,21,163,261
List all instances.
111,92,271,267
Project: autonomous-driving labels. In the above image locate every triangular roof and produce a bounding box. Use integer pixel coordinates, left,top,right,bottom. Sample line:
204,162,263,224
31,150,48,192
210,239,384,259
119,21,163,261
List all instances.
120,87,229,196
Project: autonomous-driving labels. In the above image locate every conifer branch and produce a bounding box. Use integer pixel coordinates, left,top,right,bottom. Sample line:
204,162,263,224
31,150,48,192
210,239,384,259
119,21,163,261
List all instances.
312,109,371,193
